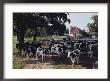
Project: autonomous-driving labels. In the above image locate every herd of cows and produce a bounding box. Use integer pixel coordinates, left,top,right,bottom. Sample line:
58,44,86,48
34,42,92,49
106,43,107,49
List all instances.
16,37,98,69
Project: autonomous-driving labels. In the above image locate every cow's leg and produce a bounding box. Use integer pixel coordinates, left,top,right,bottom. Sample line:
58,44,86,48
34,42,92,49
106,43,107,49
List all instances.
31,52,34,60
35,53,38,60
71,58,75,67
21,51,24,58
22,50,26,58
32,53,34,59
78,56,79,64
92,58,96,69
93,62,95,69
25,53,29,61
58,53,60,59
42,54,43,61
23,52,25,58
21,50,23,58
76,56,79,64
24,52,27,58
43,54,46,62
72,63,75,67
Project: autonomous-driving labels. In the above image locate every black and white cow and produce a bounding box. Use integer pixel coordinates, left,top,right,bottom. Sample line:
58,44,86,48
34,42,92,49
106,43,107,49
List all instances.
16,42,42,59
79,42,87,52
66,40,74,50
36,47,49,61
67,50,76,67
67,48,80,67
49,43,66,58
16,42,29,57
88,43,98,69
73,48,80,64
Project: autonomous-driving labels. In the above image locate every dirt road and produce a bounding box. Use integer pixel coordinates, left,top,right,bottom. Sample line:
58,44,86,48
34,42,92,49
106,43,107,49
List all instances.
22,55,97,69
23,61,54,69
22,60,87,69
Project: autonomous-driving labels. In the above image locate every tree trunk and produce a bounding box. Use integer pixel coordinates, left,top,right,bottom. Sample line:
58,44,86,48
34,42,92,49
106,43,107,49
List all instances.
33,29,37,41
17,28,25,45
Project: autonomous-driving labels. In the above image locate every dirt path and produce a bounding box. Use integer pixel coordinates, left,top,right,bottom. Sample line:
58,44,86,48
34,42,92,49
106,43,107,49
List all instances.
22,60,87,69
22,55,55,69
23,62,54,69
22,55,97,69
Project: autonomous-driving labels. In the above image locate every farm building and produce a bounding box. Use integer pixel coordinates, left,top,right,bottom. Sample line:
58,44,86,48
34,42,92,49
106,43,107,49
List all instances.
69,26,82,38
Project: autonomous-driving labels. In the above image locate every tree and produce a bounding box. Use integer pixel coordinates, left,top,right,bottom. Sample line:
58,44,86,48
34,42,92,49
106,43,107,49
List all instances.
39,13,70,36
81,29,89,37
13,13,29,44
65,28,69,34
86,15,98,37
13,13,70,44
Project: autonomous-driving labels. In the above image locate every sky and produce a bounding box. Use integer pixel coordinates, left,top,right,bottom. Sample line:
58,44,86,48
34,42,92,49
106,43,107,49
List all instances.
65,13,98,30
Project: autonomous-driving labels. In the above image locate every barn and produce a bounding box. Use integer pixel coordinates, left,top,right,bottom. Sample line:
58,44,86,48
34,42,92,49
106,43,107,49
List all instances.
69,26,82,38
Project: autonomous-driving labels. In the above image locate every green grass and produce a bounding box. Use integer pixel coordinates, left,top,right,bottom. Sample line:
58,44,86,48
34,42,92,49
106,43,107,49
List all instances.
13,54,25,69
13,36,25,69
24,35,65,42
